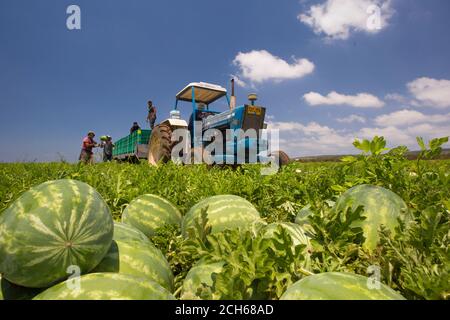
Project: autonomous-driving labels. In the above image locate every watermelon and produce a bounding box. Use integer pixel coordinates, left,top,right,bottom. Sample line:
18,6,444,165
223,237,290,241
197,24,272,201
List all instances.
93,239,174,292
0,274,43,300
262,222,312,252
334,184,409,251
181,261,225,300
0,179,114,288
182,195,261,238
121,194,182,237
295,205,313,226
280,272,405,300
33,273,175,300
113,222,151,244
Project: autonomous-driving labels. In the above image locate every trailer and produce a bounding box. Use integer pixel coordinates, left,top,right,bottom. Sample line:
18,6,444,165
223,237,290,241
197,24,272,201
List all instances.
112,129,152,161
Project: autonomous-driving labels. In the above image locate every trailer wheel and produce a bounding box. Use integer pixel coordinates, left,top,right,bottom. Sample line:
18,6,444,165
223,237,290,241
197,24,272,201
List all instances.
271,150,291,167
148,124,173,166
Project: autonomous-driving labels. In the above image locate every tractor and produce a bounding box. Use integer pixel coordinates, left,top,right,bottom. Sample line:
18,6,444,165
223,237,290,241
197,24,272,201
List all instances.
146,80,290,167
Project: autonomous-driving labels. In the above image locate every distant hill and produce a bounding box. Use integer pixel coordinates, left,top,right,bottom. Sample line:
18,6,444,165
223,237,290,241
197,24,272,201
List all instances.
294,149,450,163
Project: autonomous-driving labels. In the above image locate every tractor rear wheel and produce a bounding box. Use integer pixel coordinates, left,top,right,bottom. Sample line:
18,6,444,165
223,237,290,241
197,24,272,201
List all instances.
148,124,173,166
271,150,291,167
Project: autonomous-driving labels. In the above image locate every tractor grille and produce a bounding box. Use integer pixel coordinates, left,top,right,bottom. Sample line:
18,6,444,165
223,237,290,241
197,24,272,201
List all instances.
242,105,266,131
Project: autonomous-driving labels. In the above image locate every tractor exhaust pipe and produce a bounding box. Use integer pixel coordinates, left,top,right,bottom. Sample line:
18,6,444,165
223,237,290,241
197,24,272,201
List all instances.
230,78,236,110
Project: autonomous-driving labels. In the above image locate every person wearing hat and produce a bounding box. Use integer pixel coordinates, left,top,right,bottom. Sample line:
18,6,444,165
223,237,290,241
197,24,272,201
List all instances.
79,131,98,164
100,135,115,162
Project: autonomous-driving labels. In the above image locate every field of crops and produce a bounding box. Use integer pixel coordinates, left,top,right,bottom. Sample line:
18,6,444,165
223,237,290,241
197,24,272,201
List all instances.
0,137,449,300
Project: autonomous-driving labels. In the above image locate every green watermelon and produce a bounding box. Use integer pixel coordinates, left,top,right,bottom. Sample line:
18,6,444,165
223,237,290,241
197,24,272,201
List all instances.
113,222,151,244
334,184,409,251
0,274,43,300
280,272,405,300
93,239,174,292
262,222,312,252
0,179,114,288
33,273,175,300
182,195,261,238
295,205,313,226
181,261,225,300
121,194,182,237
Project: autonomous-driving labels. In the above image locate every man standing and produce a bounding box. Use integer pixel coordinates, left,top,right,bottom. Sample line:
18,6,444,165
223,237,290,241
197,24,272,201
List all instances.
147,100,157,129
100,135,115,162
79,131,98,164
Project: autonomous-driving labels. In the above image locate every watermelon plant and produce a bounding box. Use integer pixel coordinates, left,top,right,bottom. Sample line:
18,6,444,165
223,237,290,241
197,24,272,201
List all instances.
0,135,448,300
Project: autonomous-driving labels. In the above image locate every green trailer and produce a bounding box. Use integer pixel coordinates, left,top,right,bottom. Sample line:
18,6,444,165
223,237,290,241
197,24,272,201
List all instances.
112,129,152,161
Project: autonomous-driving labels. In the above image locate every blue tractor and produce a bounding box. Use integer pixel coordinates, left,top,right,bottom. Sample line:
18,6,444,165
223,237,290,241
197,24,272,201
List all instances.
147,80,290,166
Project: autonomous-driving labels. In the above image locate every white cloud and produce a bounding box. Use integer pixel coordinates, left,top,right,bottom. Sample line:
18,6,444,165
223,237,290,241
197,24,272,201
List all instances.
268,119,449,157
233,50,315,83
374,109,450,127
407,77,450,108
337,114,366,124
299,0,394,40
304,91,385,108
385,93,409,104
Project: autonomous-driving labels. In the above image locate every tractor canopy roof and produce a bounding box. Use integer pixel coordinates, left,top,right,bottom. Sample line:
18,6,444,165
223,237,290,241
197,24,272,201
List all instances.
176,82,227,105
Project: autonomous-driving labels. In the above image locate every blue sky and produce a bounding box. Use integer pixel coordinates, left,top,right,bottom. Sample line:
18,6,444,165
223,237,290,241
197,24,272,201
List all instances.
0,0,449,162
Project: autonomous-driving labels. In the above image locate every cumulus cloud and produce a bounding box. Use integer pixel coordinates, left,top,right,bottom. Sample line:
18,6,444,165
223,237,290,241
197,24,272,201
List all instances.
233,50,315,83
337,114,367,124
298,0,394,40
374,109,450,127
407,77,450,108
268,118,449,157
303,91,385,108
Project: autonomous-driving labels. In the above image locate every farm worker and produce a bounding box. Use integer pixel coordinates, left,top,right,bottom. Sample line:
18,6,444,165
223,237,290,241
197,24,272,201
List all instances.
147,100,157,129
79,131,98,164
130,122,141,134
100,135,115,162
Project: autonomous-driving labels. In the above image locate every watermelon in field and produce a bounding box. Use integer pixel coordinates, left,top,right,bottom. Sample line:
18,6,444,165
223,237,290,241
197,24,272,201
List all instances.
0,179,114,288
93,239,174,292
334,184,409,251
280,272,405,300
181,261,225,300
0,275,42,300
261,222,312,257
33,273,175,300
181,195,261,238
121,194,182,237
113,222,151,244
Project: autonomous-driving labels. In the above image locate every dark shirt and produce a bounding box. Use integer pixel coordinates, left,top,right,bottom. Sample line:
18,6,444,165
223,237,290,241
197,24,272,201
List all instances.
103,141,114,156
130,125,141,134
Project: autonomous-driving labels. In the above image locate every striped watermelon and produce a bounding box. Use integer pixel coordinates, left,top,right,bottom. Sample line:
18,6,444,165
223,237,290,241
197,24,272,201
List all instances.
121,194,182,237
33,273,175,300
93,239,174,292
0,179,113,288
182,195,261,238
0,274,42,300
280,272,405,300
262,222,312,251
181,261,225,300
295,205,313,226
113,222,151,244
334,184,409,251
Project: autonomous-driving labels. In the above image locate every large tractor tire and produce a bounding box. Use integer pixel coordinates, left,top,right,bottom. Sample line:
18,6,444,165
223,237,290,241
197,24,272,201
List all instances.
148,124,173,166
271,150,291,167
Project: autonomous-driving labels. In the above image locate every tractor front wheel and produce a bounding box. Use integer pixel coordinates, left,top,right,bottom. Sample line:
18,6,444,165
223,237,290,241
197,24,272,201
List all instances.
271,150,291,167
148,124,173,166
